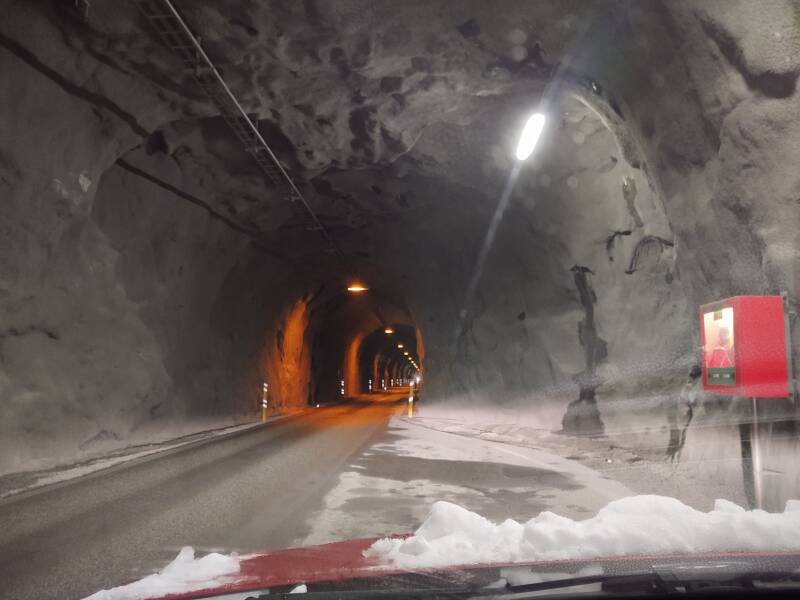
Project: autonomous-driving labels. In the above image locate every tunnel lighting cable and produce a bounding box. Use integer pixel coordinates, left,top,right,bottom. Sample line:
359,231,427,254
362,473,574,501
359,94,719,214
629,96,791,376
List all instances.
135,0,352,271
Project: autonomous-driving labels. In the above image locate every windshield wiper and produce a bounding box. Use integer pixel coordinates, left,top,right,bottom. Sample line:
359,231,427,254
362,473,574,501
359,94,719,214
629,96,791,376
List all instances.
498,570,800,596
252,589,475,600
253,571,800,600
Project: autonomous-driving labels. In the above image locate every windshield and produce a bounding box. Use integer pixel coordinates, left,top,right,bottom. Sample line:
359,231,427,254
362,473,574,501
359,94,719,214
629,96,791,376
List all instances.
1,1,799,599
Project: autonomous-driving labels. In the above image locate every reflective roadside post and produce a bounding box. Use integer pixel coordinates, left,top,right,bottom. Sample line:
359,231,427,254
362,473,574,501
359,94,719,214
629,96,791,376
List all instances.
261,382,269,422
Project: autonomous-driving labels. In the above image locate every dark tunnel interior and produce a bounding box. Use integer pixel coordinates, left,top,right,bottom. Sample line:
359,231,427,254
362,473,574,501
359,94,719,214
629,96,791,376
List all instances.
357,324,421,392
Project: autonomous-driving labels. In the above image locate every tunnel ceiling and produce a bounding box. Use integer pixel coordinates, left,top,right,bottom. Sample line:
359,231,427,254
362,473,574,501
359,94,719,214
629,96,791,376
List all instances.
37,0,800,370
57,0,650,286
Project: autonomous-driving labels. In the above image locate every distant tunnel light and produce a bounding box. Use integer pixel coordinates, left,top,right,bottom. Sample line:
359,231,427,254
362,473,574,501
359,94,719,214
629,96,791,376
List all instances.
403,351,409,356
515,113,546,161
397,343,404,349
384,327,394,334
347,283,368,293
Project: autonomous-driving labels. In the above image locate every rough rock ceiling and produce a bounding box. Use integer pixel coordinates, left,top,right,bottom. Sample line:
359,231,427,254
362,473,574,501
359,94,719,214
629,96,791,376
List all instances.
70,0,625,250
3,0,799,473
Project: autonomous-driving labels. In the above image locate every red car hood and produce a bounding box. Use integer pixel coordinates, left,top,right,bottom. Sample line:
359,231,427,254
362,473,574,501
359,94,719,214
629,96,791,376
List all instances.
153,536,393,600
148,537,800,600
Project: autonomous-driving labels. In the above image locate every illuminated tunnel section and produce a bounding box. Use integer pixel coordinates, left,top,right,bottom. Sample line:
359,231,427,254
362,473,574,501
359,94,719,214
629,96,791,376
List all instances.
358,324,420,392
308,285,423,405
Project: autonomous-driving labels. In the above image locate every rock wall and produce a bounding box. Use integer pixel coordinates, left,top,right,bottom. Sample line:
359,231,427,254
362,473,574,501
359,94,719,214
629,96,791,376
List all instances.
0,113,311,473
1,5,151,471
401,0,800,424
0,3,313,472
1,0,797,474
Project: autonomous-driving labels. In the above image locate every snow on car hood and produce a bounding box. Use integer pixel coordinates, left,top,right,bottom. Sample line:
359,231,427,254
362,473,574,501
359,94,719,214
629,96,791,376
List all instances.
365,495,800,569
84,547,241,600
84,495,800,600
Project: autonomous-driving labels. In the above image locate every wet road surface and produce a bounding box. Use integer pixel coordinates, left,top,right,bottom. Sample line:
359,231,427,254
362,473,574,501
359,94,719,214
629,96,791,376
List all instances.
0,395,403,599
0,392,630,600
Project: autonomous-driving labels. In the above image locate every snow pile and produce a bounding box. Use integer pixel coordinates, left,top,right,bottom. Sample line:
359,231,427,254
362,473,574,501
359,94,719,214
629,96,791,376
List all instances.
84,547,241,600
366,496,800,569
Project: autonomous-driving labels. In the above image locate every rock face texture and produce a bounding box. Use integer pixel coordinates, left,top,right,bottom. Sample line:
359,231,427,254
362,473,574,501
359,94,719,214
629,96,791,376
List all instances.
0,1,798,472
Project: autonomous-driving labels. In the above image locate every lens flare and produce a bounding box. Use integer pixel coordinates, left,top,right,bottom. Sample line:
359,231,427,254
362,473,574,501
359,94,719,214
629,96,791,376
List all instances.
515,113,546,161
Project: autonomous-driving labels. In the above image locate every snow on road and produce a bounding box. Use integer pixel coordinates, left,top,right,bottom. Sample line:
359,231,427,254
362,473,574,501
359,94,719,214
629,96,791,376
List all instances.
402,413,751,510
77,406,800,600
301,415,633,546
366,496,800,569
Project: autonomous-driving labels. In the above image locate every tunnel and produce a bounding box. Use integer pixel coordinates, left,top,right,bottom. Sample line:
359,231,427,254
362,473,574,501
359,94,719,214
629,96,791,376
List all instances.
356,324,421,392
1,0,799,512
305,283,422,404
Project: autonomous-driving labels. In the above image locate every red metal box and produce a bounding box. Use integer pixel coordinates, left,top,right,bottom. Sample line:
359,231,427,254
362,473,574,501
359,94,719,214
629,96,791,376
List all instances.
700,295,790,398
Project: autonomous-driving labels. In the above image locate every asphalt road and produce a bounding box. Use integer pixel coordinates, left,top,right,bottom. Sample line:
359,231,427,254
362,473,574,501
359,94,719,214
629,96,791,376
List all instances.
0,393,406,600
0,391,639,600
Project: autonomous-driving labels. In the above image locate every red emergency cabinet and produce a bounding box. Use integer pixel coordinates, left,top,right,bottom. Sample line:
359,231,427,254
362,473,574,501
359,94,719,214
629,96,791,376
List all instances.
700,295,791,397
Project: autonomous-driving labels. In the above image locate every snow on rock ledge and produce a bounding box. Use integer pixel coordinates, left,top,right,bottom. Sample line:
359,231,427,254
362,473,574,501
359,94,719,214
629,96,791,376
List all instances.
83,547,241,600
365,496,800,569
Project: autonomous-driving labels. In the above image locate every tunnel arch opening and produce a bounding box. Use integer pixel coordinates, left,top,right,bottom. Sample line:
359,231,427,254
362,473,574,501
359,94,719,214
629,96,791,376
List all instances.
305,284,424,406
357,324,421,392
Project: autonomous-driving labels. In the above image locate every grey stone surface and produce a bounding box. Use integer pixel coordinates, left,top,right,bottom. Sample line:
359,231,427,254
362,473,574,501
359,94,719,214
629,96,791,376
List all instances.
0,0,797,473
